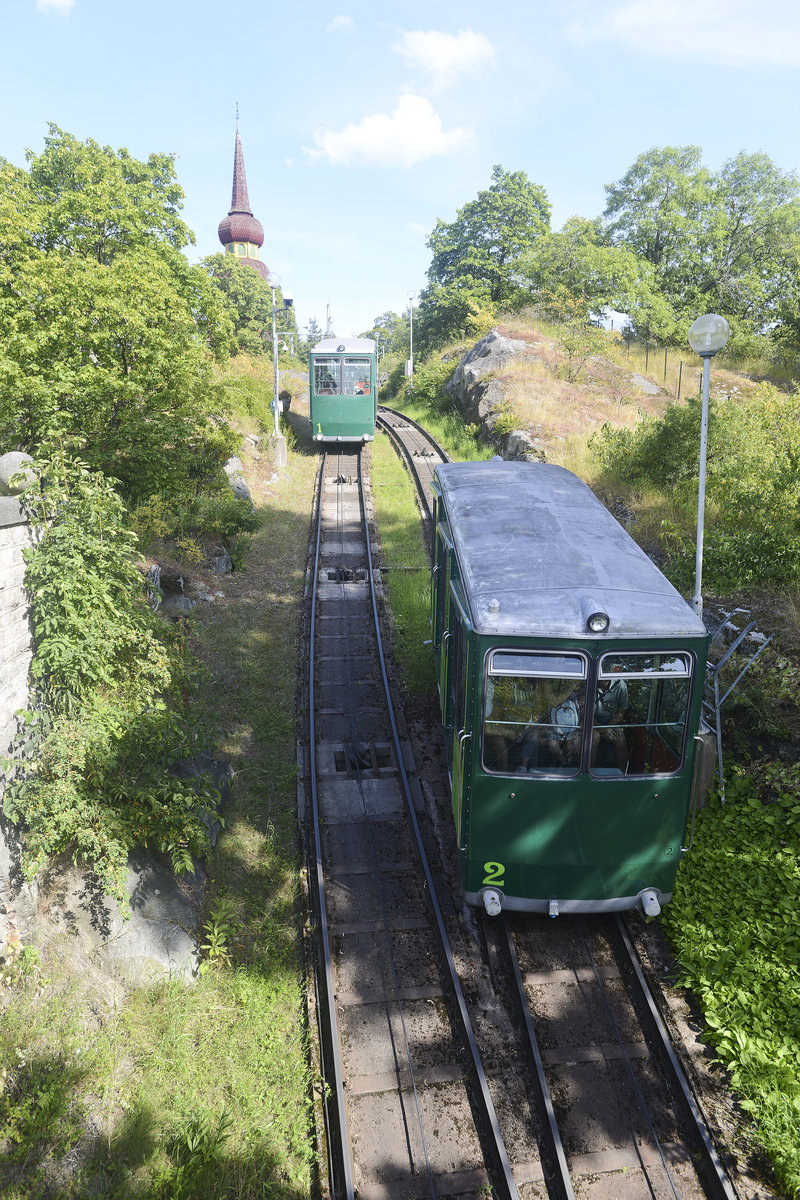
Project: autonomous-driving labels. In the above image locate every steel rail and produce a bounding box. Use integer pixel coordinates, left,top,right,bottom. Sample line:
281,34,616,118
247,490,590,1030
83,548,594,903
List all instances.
502,920,575,1200
358,451,521,1200
377,404,451,460
376,405,449,523
615,915,738,1200
307,450,356,1199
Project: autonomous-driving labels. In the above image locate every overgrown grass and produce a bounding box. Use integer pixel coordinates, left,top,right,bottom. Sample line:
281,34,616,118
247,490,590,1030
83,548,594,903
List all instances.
0,411,319,1198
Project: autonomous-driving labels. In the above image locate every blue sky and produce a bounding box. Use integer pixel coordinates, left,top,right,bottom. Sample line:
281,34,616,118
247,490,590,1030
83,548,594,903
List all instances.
3,0,799,338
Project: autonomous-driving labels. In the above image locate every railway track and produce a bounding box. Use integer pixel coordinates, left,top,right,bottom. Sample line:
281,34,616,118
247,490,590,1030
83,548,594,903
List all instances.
376,405,450,522
302,422,740,1200
484,912,738,1200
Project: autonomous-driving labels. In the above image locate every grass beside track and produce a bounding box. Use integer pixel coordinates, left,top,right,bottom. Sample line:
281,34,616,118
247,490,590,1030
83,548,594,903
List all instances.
370,433,435,698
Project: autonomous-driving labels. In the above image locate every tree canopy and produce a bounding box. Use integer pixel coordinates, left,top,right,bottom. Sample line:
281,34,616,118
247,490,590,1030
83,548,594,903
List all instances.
202,252,290,358
426,164,551,306
601,146,800,345
415,165,551,353
0,126,235,503
359,310,410,359
414,146,800,358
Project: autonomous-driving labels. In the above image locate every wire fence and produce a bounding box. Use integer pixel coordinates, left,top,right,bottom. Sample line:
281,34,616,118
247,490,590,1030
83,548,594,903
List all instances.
611,324,706,401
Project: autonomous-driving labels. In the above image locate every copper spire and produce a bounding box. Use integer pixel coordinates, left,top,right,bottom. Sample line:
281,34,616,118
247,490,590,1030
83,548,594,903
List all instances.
230,127,252,215
218,114,267,276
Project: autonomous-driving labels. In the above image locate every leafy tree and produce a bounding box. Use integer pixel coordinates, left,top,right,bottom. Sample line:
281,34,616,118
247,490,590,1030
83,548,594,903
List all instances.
202,253,274,356
603,146,711,273
602,145,800,347
359,310,409,360
699,152,800,332
426,164,551,308
414,278,496,356
296,316,324,366
517,216,671,333
2,443,216,901
0,126,235,504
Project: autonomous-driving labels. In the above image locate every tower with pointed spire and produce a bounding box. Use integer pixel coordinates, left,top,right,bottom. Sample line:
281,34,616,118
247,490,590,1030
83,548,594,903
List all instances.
218,116,268,279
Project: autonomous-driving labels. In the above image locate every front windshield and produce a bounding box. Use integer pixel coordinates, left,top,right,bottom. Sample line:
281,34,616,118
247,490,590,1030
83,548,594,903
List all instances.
590,653,693,776
342,357,372,396
313,357,339,394
483,652,587,776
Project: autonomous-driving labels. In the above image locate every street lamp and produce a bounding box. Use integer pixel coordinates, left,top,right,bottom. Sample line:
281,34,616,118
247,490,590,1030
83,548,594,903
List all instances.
267,273,294,465
687,313,730,620
406,293,415,381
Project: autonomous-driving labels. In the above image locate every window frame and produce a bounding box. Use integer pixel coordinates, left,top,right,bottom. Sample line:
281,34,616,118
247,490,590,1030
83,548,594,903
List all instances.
482,648,589,779
588,650,697,779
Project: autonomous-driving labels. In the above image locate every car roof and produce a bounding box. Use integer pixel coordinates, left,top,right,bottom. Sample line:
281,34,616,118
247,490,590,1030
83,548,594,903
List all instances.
435,460,706,640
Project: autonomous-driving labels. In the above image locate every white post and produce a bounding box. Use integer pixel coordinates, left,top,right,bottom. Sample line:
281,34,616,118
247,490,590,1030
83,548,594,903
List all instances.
687,314,730,621
268,274,287,466
408,293,414,381
692,353,711,619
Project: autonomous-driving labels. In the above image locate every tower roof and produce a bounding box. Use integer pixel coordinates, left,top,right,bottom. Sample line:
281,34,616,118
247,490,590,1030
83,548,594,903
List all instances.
218,125,265,261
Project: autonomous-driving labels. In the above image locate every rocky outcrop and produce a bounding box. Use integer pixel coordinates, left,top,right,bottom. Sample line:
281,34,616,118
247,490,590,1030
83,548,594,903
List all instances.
1,751,232,983
444,329,545,461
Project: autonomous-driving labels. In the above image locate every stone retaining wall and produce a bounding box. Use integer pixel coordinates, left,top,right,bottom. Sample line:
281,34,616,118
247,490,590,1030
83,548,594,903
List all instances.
0,497,33,755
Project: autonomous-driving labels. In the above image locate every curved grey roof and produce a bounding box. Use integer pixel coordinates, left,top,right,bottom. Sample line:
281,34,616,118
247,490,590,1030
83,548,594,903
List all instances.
436,460,706,640
312,337,375,353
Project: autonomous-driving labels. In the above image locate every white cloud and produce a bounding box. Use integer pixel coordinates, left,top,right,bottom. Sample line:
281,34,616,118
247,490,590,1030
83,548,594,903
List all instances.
564,0,800,68
393,28,496,92
35,0,75,11
304,94,473,168
327,14,355,33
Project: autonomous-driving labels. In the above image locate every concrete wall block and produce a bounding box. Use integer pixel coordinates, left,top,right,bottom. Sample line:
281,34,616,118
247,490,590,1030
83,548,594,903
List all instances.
0,598,31,631
0,647,33,692
0,623,33,661
0,497,29,531
0,521,33,551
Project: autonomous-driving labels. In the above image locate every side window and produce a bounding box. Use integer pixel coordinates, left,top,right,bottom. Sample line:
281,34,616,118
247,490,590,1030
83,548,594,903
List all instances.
434,531,447,645
483,652,587,776
592,653,693,776
450,616,466,730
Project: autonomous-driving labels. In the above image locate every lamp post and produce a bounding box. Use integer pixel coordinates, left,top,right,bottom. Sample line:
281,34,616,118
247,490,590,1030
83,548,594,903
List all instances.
407,293,415,381
267,273,294,466
687,313,730,620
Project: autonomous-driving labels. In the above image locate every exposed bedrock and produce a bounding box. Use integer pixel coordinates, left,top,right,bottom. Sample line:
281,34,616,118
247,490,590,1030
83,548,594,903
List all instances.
444,329,545,461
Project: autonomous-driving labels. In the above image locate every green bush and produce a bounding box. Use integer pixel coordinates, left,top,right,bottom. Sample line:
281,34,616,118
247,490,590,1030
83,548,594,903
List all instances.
130,490,259,559
590,384,800,591
2,443,218,902
406,358,455,409
664,774,800,1197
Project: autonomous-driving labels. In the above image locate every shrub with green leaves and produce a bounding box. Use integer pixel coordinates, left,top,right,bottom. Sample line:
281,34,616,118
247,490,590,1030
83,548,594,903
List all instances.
130,490,259,562
664,774,800,1196
2,442,217,902
406,358,456,409
590,384,800,591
